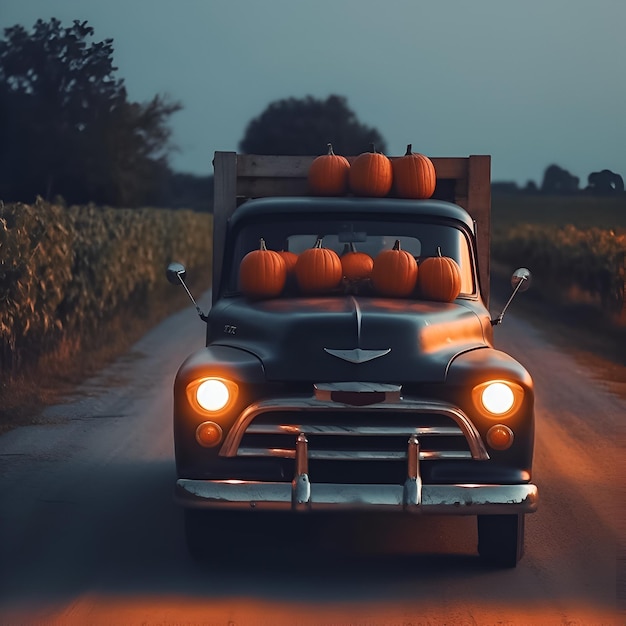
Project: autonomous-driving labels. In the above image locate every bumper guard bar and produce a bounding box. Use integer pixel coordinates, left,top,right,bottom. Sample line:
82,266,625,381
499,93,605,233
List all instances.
176,435,538,514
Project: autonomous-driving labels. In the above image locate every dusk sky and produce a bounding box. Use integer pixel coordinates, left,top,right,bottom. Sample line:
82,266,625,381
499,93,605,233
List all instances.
2,0,624,185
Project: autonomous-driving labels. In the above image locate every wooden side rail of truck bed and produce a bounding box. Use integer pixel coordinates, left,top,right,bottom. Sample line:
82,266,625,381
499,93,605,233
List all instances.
212,151,491,305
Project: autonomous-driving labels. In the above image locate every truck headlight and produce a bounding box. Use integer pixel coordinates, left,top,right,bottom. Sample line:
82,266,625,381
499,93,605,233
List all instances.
186,377,238,414
472,380,523,418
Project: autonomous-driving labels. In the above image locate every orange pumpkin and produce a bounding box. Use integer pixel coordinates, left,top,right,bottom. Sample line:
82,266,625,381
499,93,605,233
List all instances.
417,247,462,302
348,144,393,197
239,238,286,298
277,249,298,277
295,239,342,294
340,243,374,281
392,144,436,199
308,143,350,196
371,239,418,297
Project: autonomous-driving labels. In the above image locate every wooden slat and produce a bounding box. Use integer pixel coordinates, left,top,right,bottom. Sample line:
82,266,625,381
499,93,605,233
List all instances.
236,154,470,180
233,153,475,204
236,155,470,180
237,177,310,198
466,155,492,305
430,157,469,180
237,154,315,178
212,152,238,300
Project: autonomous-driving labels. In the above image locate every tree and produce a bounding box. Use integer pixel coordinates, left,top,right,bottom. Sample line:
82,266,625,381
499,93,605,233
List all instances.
0,18,182,206
239,95,387,156
540,164,579,194
586,169,624,195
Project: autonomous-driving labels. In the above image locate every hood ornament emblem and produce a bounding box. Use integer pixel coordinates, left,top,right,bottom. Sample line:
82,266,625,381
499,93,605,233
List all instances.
324,348,391,364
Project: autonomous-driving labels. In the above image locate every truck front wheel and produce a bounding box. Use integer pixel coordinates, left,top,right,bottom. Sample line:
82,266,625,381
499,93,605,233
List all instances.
477,514,525,568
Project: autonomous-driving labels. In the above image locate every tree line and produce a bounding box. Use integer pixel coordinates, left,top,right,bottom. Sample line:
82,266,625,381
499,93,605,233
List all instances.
0,19,385,210
1,19,621,210
493,164,625,196
0,18,215,210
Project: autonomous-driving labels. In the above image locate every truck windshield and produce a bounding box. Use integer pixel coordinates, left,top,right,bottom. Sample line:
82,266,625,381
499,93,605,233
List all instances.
228,216,476,297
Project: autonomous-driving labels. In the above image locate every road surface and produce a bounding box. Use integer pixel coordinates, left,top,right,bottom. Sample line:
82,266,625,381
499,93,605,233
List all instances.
0,292,623,625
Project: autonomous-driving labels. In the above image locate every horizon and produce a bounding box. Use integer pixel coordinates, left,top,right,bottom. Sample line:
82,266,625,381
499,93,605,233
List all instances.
1,0,624,186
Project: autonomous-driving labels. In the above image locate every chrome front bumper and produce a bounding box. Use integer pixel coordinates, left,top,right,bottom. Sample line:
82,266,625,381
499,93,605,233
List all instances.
176,434,538,514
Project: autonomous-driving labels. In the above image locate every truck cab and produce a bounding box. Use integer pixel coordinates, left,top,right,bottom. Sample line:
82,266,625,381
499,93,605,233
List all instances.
167,152,537,567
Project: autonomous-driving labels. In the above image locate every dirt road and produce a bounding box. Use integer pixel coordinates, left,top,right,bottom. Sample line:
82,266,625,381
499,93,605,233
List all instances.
0,292,623,625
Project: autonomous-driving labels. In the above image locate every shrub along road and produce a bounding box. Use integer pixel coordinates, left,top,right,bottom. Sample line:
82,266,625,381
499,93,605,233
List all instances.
0,290,623,625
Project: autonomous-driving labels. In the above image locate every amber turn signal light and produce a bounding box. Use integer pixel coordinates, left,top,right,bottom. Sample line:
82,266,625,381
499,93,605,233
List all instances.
195,421,223,448
486,424,514,451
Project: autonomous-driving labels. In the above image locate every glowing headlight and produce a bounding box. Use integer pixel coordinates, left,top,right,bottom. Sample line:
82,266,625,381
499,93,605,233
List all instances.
186,377,238,414
472,380,523,418
197,379,230,411
482,382,515,414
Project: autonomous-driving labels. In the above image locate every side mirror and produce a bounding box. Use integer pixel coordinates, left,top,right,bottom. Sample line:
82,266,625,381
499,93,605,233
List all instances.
166,262,187,285
165,262,208,322
491,267,532,326
511,267,531,293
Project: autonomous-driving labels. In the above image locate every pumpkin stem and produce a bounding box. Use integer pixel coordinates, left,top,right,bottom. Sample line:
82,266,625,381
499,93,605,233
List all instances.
260,238,267,251
369,143,376,153
392,239,401,251
436,246,442,257
314,238,323,248
327,143,335,155
405,144,412,156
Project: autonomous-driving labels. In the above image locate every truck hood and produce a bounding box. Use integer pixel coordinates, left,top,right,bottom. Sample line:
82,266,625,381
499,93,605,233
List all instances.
209,296,489,383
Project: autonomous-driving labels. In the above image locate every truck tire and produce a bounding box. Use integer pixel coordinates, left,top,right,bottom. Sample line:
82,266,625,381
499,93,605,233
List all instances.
477,513,525,568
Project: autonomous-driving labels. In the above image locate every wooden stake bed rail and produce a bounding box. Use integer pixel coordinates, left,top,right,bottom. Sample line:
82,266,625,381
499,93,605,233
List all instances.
212,152,491,304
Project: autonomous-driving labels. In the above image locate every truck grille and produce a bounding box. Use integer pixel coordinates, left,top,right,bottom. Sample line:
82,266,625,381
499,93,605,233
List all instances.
219,395,488,462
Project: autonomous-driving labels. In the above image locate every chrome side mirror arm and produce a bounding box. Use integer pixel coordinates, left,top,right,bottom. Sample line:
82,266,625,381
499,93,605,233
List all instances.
166,262,209,323
491,268,532,326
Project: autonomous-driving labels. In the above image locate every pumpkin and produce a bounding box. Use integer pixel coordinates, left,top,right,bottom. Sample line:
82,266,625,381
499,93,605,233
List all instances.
340,242,374,281
371,239,418,297
417,246,462,302
392,144,436,199
308,143,350,196
348,144,393,197
239,238,286,298
277,249,299,277
295,239,342,294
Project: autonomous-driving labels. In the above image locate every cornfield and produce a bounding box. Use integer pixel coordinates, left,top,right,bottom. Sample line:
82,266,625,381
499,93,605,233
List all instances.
2,198,624,382
0,199,212,377
492,223,626,319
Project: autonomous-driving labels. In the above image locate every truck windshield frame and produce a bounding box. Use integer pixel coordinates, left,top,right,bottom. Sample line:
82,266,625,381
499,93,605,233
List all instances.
224,214,478,298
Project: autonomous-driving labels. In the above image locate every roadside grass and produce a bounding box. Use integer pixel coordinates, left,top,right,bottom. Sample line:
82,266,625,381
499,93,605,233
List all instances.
518,294,626,397
491,262,626,397
491,192,626,399
0,279,209,434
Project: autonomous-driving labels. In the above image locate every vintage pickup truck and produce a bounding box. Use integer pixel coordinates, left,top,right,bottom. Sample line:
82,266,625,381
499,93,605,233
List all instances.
167,151,538,567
